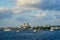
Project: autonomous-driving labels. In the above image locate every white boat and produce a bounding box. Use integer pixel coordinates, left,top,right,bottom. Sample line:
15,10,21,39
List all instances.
50,27,54,31
33,29,39,32
4,29,11,31
33,29,37,32
16,30,20,32
50,29,54,31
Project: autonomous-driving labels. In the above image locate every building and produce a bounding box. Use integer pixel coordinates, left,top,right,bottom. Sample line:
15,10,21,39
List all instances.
23,22,29,27
22,22,30,29
18,22,31,29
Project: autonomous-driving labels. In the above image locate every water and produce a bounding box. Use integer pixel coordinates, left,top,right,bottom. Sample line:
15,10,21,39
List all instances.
0,30,60,40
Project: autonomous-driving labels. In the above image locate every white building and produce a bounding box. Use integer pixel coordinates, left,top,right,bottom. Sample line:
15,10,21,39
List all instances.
22,22,30,29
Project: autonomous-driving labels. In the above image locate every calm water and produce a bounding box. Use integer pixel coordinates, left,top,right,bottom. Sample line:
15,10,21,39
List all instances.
0,30,60,40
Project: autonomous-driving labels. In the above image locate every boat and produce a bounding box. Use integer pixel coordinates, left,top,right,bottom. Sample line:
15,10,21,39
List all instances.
16,30,20,32
33,29,37,32
50,29,54,31
33,29,39,32
50,27,54,31
4,29,11,31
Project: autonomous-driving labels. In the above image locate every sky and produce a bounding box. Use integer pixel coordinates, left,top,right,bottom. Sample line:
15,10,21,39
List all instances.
0,0,60,27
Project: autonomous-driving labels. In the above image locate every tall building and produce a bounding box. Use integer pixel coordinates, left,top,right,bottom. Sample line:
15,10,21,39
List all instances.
22,22,30,29
23,22,29,27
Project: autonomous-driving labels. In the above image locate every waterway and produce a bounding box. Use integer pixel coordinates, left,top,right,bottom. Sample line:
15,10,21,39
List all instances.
0,30,60,40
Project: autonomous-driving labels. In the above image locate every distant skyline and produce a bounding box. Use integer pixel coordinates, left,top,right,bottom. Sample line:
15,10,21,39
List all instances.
0,0,60,27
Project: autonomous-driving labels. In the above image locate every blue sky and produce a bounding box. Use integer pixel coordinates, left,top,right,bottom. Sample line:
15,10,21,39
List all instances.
0,0,60,27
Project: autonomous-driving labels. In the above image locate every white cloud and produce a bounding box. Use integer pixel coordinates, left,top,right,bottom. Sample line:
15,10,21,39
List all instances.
11,6,39,14
33,13,46,18
0,7,10,12
0,7,21,14
16,0,42,6
11,7,21,14
0,7,5,12
10,0,42,14
29,11,47,21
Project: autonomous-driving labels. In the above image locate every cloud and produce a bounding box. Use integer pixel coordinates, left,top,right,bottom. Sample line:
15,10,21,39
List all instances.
11,0,60,14
0,7,10,12
15,0,60,11
16,0,42,6
0,7,21,14
1,0,60,27
14,0,42,13
11,6,38,14
55,15,60,19
29,10,57,21
12,7,22,14
0,7,5,12
33,0,60,10
33,13,46,18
